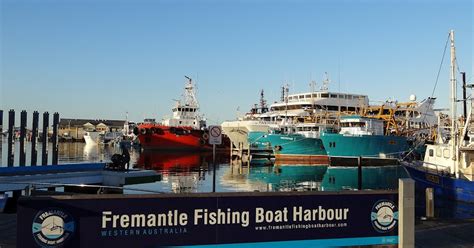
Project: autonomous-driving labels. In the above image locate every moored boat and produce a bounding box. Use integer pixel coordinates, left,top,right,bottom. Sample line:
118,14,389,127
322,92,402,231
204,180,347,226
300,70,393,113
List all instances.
321,116,410,158
136,76,229,151
222,80,370,151
402,30,474,203
249,122,330,164
83,131,102,145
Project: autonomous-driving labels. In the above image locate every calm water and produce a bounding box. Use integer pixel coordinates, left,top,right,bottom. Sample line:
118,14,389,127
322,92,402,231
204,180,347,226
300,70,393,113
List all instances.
0,137,406,194
2,137,472,218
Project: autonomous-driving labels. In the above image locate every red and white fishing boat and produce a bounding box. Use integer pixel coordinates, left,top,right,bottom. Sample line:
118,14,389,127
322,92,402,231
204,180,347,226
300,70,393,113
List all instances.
136,76,228,151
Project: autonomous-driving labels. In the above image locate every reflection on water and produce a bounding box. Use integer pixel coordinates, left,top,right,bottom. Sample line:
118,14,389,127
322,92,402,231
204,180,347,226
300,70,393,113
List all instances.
1,138,139,165
321,166,409,191
2,138,470,218
134,150,407,194
414,187,474,219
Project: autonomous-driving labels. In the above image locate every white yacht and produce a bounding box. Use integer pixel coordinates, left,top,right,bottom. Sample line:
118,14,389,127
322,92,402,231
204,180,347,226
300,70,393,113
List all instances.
222,82,369,149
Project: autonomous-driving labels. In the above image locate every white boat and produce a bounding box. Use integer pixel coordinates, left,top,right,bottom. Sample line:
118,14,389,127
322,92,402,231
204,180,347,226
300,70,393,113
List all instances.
103,131,123,145
402,30,474,203
222,80,370,150
83,131,102,145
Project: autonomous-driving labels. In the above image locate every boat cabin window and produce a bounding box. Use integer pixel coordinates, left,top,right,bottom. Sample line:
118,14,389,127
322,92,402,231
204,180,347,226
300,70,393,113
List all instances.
347,95,353,100
299,95,304,99
305,94,311,98
443,149,450,158
429,149,434,157
339,95,345,99
436,148,442,157
348,107,356,111
327,105,339,111
321,93,329,98
312,93,318,98
341,122,366,128
330,94,337,98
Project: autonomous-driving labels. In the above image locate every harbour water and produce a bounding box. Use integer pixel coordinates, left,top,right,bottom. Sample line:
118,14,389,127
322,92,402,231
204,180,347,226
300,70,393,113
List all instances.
2,138,473,219
0,138,406,193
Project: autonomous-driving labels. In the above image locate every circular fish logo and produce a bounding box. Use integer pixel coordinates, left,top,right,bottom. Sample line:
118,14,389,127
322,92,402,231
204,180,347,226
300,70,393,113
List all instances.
32,208,75,247
371,200,398,233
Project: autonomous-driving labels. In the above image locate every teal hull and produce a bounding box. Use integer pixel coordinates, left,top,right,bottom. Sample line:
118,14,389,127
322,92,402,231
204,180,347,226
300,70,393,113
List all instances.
320,133,409,158
248,131,326,157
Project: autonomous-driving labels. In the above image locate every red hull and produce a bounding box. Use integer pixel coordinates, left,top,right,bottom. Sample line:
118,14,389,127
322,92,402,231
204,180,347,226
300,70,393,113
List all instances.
137,124,230,151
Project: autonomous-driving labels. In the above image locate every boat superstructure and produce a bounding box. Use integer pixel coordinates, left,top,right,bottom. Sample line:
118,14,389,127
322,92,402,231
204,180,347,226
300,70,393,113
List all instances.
321,116,409,158
221,90,272,151
362,96,437,138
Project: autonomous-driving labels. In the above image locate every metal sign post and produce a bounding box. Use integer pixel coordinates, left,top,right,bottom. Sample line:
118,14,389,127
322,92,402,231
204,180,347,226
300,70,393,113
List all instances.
208,125,222,193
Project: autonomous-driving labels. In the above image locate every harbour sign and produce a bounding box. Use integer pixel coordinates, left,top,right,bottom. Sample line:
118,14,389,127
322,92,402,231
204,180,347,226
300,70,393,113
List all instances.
17,191,398,247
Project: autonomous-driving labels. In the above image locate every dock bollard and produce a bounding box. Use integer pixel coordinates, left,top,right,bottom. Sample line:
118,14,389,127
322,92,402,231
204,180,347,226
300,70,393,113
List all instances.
357,156,362,190
426,187,434,218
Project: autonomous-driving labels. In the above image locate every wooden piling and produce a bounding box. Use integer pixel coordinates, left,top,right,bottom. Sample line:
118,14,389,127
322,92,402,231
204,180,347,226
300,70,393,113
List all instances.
41,112,49,165
0,109,3,133
7,110,14,167
52,112,59,165
357,156,362,190
31,111,39,166
19,110,27,166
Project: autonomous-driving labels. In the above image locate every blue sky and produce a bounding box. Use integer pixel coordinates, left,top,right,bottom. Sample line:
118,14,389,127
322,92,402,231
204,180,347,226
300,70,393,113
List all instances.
1,0,472,124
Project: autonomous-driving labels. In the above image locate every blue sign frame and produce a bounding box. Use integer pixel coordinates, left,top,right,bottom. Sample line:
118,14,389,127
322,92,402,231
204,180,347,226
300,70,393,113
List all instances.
18,191,398,247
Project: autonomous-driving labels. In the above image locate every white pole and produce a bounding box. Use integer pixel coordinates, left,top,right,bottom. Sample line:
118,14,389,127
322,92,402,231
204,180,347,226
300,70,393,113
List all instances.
399,178,415,248
450,30,458,178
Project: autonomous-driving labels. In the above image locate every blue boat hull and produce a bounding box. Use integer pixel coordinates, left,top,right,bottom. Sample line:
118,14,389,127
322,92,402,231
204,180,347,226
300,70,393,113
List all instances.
404,164,474,204
320,133,409,158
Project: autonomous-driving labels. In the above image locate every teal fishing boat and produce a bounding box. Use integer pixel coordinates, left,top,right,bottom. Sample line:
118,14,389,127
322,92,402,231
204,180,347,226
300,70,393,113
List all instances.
321,116,409,158
249,123,329,164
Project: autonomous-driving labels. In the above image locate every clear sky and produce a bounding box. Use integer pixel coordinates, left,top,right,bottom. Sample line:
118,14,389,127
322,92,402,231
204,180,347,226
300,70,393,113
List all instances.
1,0,473,125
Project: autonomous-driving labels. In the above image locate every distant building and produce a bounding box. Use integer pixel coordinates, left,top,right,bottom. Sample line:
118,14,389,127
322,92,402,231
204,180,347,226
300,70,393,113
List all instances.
59,118,126,140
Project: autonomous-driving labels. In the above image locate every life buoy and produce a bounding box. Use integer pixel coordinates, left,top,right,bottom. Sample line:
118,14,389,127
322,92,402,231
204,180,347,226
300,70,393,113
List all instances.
274,145,283,151
140,128,147,135
202,133,209,140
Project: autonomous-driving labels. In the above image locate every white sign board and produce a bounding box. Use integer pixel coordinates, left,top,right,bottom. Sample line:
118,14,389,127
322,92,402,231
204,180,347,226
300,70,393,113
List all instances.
208,125,222,145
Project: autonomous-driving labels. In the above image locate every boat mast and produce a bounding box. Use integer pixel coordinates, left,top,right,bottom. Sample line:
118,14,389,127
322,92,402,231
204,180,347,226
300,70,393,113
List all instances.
449,30,459,178
184,76,198,108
